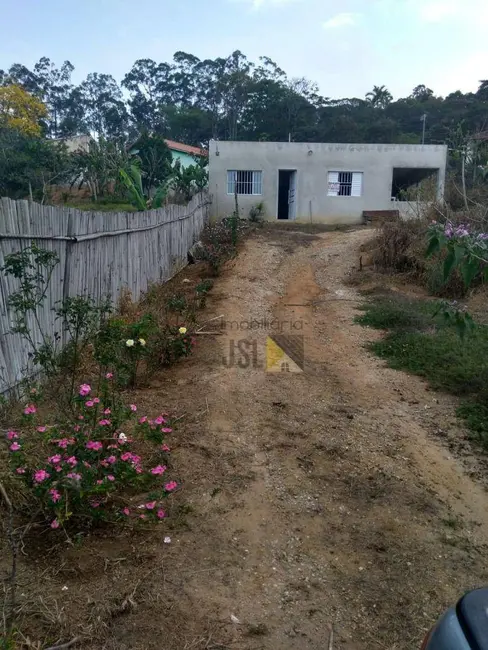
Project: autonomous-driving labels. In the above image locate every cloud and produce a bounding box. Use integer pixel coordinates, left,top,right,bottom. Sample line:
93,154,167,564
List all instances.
417,0,460,22
322,12,359,28
236,0,302,8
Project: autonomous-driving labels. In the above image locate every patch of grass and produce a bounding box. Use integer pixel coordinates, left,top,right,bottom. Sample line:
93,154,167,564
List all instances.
358,292,488,445
355,294,440,330
65,201,137,212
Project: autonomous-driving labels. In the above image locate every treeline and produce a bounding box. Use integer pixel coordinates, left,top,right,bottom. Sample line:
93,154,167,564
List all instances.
1,50,487,145
1,51,487,205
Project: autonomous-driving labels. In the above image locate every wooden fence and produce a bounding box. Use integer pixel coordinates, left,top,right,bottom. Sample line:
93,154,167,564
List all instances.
0,192,210,393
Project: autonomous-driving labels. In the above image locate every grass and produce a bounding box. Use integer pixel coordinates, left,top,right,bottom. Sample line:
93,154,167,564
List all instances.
64,200,137,212
356,292,488,446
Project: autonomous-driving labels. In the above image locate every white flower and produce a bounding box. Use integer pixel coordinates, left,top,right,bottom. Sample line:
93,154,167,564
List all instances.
118,432,128,444
138,338,146,346
126,339,135,347
164,536,172,544
178,327,187,335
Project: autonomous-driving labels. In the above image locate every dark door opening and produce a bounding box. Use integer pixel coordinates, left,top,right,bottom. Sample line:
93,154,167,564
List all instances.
278,170,297,220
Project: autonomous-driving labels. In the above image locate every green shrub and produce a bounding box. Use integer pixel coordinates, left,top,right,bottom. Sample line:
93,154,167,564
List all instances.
5,381,176,530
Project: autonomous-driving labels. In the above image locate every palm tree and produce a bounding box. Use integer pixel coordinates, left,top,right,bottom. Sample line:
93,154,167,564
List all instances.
366,85,393,109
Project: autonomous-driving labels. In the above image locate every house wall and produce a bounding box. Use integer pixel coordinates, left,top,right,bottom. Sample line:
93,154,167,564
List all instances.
170,150,197,169
209,140,448,224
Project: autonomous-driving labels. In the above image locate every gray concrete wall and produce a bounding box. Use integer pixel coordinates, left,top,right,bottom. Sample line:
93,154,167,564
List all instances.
209,140,448,224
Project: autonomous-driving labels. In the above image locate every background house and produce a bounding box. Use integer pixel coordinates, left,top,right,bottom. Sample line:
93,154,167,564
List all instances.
164,139,207,168
209,140,448,224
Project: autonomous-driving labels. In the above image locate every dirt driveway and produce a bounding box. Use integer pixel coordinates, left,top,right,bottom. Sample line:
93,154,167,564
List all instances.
27,226,488,650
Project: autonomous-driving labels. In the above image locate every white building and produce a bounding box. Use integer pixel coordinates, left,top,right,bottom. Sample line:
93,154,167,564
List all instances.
209,140,448,224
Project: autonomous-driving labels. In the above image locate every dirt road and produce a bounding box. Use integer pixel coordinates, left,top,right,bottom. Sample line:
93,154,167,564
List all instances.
87,226,488,649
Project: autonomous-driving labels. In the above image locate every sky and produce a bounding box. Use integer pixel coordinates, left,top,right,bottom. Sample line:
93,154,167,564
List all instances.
0,0,487,100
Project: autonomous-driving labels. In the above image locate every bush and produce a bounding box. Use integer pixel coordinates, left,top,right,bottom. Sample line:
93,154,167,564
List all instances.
5,381,176,530
196,221,238,275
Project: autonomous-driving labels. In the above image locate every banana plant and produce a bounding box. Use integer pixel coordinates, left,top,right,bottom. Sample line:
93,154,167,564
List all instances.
119,165,146,210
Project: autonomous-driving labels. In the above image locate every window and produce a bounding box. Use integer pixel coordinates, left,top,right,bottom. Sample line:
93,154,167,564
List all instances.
328,171,363,197
227,170,262,195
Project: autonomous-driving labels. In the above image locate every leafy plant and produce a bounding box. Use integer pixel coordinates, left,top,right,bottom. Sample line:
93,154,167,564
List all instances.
5,381,176,530
249,201,265,222
195,279,214,308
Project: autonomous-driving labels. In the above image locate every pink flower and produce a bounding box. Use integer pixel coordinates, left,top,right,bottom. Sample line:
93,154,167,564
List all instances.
30,388,37,395
91,501,100,508
139,416,148,424
66,456,77,467
56,438,73,449
93,398,100,404
78,415,84,421
130,404,137,412
107,475,115,482
122,507,130,516
79,384,91,397
103,408,111,415
154,415,164,425
67,472,82,481
157,509,166,520
73,425,81,432
120,452,132,462
33,469,50,483
55,465,63,473
23,404,36,415
139,514,146,519
164,481,178,492
9,442,21,452
98,419,111,427
105,372,113,379
37,426,47,433
161,428,173,434
96,479,103,485
49,489,61,503
51,519,60,529
16,467,26,475
48,454,62,465
145,501,156,510
161,444,171,452
7,431,18,440
106,455,117,465
85,400,94,408
86,441,103,451
83,461,91,469
151,465,167,476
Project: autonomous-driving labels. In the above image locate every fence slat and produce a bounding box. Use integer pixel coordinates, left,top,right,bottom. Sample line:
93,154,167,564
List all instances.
0,193,210,393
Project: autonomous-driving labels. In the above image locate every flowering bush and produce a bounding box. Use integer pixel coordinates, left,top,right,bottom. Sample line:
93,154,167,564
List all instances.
151,325,196,367
94,314,158,387
5,382,177,530
427,220,488,336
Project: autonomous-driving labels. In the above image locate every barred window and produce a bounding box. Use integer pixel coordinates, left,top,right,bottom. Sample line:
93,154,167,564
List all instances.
227,170,263,195
328,171,363,197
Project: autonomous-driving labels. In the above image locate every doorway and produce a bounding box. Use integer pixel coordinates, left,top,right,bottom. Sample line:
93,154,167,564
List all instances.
277,170,297,220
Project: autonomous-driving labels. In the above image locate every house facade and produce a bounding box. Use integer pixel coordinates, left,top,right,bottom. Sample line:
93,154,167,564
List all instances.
164,139,207,169
209,140,448,224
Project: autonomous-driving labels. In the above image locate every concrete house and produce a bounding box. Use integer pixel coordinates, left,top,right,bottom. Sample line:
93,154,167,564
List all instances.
209,140,448,224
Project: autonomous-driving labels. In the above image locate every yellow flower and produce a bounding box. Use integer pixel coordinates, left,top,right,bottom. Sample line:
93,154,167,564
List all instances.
179,327,187,335
126,339,135,347
138,338,146,346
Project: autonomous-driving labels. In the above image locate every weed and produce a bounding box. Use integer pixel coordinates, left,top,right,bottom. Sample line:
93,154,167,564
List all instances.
358,293,488,442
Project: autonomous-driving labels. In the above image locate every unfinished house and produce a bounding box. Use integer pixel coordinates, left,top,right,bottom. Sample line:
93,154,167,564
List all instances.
208,140,448,224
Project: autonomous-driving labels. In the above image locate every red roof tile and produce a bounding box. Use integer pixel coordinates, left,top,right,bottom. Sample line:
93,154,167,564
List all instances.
164,139,207,157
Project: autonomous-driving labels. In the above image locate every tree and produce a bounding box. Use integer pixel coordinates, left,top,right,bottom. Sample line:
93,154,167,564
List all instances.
129,132,173,194
0,126,68,199
366,85,393,109
79,73,128,139
411,85,434,102
0,85,47,136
